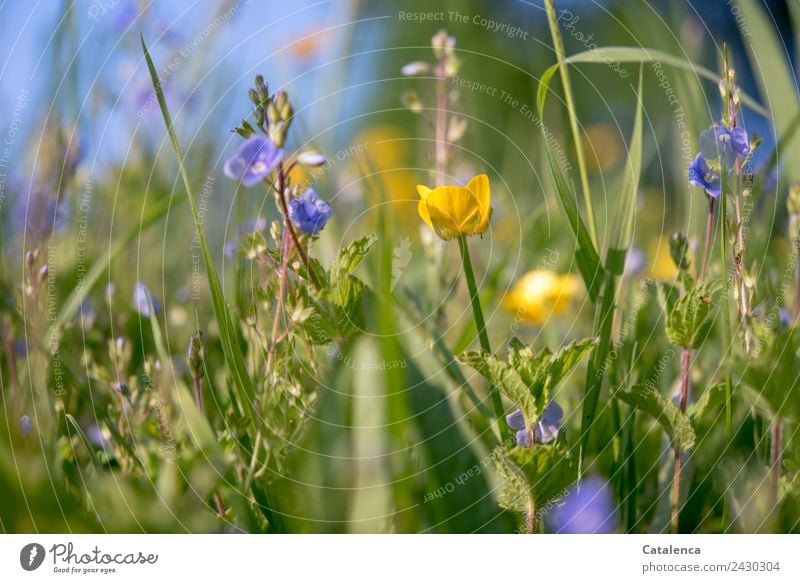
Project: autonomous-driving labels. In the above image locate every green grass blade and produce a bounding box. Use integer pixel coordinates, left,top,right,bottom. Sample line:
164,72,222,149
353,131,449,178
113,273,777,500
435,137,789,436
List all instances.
544,0,597,248
580,70,644,468
735,0,800,180
65,413,101,469
538,47,767,118
141,35,255,421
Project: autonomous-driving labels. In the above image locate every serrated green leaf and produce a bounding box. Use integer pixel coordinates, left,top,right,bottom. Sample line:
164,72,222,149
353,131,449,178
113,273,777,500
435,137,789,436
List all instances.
460,337,595,427
330,234,377,285
658,280,719,348
688,382,727,421
494,445,577,511
617,385,695,452
459,351,541,422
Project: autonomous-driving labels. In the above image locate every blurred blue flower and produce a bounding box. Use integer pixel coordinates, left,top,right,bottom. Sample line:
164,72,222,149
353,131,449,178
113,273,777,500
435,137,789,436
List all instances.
288,189,333,235
20,415,32,437
624,248,646,278
700,125,749,167
86,424,109,450
506,401,563,446
688,154,721,198
779,308,793,328
223,136,284,187
548,476,618,534
133,282,159,318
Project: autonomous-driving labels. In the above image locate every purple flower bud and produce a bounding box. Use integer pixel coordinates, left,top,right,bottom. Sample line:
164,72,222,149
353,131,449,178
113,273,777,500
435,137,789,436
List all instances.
20,415,32,437
287,189,333,235
223,136,284,188
699,125,749,167
548,476,618,534
688,154,721,199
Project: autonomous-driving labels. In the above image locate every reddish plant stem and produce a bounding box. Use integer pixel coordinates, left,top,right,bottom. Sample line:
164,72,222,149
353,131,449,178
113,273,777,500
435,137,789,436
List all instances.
771,421,782,499
435,57,447,188
274,162,320,290
193,373,203,412
671,348,691,534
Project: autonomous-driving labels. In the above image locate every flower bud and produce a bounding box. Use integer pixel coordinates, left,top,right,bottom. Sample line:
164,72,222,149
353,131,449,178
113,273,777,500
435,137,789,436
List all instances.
297,150,327,167
187,331,207,379
401,61,429,76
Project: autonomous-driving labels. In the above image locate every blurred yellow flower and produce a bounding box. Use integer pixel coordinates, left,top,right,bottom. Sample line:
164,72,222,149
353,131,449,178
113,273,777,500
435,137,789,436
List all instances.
417,174,492,240
502,270,581,326
582,122,623,173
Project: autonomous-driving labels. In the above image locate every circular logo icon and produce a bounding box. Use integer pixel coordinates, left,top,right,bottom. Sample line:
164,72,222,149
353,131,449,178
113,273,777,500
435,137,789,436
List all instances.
19,543,46,571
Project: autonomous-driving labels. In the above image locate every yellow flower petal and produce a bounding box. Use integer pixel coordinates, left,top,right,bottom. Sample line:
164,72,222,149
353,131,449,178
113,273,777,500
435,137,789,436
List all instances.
416,175,493,240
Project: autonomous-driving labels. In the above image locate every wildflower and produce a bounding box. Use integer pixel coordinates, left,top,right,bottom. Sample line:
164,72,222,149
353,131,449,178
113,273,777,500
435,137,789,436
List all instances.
223,136,284,187
624,248,646,278
688,154,721,198
416,174,492,240
502,270,581,326
86,424,109,450
132,282,158,318
699,125,749,167
779,308,793,328
506,401,564,446
287,189,333,235
20,415,32,437
547,476,618,534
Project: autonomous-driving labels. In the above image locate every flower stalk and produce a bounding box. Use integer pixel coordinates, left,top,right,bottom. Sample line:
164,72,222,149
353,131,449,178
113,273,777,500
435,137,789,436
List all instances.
671,347,691,534
458,235,509,442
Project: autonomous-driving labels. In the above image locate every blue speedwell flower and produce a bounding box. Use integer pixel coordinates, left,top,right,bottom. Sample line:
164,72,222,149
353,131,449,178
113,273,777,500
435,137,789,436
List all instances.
288,189,333,235
688,154,721,199
506,401,563,446
699,125,749,167
547,476,618,534
224,136,284,188
133,282,159,318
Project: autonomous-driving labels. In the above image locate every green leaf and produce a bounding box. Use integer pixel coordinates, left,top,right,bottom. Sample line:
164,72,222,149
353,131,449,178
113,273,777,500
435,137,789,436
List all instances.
658,280,719,348
741,327,800,421
494,445,577,511
616,385,695,452
330,234,377,285
459,337,596,426
459,351,540,422
142,36,255,422
688,382,727,422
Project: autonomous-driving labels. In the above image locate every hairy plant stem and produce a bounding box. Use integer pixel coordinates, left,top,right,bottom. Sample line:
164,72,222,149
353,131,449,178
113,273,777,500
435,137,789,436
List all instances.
671,347,691,533
274,161,320,290
458,235,510,443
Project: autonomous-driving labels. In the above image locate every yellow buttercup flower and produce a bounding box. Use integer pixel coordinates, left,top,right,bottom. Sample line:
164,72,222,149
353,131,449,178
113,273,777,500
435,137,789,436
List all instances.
416,174,492,240
502,270,581,326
